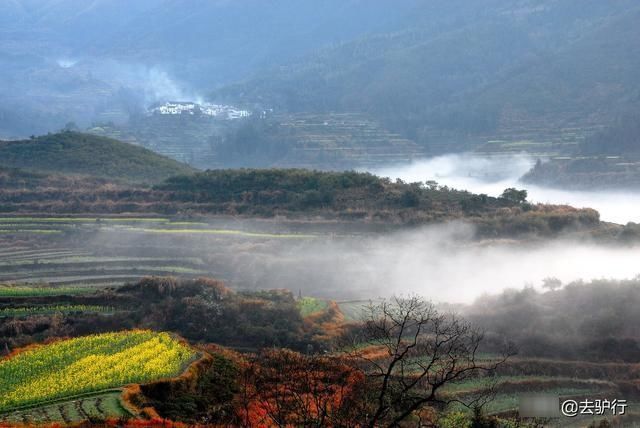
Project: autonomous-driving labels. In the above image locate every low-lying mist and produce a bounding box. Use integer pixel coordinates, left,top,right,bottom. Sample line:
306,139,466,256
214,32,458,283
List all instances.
90,221,640,304
373,153,640,225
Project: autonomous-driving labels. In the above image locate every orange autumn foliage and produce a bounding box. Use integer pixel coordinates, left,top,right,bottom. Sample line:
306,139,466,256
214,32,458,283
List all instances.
236,349,366,427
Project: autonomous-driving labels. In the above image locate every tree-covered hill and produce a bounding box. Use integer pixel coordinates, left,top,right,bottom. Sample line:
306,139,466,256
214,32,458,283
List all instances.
155,169,602,237
0,166,603,237
0,131,195,183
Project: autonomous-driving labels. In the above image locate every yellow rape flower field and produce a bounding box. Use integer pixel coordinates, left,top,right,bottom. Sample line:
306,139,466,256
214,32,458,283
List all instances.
0,330,197,412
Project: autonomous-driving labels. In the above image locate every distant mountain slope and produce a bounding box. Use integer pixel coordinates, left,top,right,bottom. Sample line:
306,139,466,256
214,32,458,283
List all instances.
214,113,424,169
0,1,423,137
0,132,195,183
520,113,640,190
0,0,420,88
215,1,640,152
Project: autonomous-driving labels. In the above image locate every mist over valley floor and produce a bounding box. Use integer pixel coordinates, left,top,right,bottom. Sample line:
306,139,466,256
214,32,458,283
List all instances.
374,153,640,225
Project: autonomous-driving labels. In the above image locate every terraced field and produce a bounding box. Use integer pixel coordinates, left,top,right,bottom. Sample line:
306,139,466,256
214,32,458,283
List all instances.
0,391,131,424
261,113,426,169
338,298,640,425
441,357,640,426
0,285,96,297
0,217,219,288
0,216,324,295
0,305,114,318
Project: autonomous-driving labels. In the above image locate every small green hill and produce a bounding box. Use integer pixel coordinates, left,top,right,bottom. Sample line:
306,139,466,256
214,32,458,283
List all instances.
0,132,196,183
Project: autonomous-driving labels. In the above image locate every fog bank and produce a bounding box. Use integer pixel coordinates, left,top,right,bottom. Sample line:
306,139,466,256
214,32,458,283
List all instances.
275,224,640,303
91,222,640,304
373,154,640,225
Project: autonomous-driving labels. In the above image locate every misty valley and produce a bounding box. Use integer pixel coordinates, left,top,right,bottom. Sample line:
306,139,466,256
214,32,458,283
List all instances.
2,1,640,427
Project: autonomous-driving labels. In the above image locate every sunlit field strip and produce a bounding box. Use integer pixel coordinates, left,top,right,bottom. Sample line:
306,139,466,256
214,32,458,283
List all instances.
132,227,317,239
0,286,96,297
0,330,197,412
0,266,207,278
0,249,81,256
13,274,151,282
0,218,212,228
0,253,92,263
441,376,614,394
0,224,76,228
0,230,63,234
0,305,115,317
0,256,202,266
0,218,169,223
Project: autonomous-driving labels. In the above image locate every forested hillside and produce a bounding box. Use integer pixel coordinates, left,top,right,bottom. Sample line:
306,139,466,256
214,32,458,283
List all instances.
215,1,640,152
0,0,420,137
0,165,608,238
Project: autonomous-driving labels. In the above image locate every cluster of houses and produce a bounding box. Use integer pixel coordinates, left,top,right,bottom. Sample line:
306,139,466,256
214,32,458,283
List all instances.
149,101,251,120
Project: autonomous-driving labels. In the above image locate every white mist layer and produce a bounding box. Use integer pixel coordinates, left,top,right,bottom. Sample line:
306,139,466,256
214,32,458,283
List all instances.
373,153,640,225
91,220,640,304
288,224,640,303
361,226,640,303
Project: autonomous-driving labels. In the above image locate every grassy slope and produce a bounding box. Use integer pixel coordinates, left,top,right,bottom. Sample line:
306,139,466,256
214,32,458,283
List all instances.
0,131,195,183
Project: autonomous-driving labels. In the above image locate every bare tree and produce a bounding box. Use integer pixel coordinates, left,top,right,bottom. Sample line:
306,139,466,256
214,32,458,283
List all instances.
350,296,514,427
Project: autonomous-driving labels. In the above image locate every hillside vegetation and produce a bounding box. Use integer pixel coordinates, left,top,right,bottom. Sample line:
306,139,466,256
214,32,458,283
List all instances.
0,132,195,183
0,167,608,237
4,277,639,426
156,169,601,236
0,277,313,353
468,277,640,362
215,1,640,152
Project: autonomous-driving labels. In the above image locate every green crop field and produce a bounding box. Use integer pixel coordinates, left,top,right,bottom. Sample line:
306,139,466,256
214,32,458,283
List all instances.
0,229,63,235
0,330,197,413
0,305,114,318
0,217,169,223
0,285,96,297
441,376,614,395
131,227,317,239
